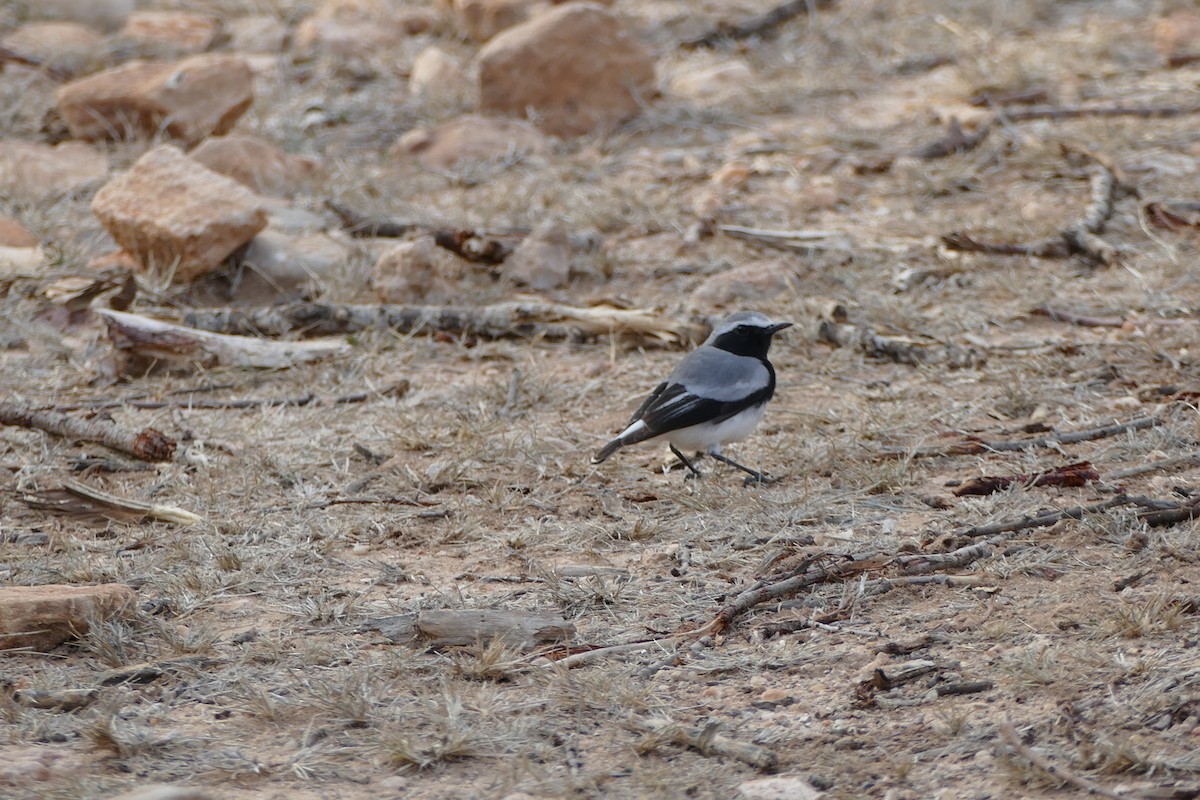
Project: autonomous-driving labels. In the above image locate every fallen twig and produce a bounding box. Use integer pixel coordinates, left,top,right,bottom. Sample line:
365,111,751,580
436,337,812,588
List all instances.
955,493,1196,539
718,225,854,253
682,0,836,48
20,479,203,525
893,541,1000,574
1004,103,1200,122
99,309,351,371
997,720,1141,800
952,461,1100,497
819,320,983,368
325,200,422,238
43,382,409,413
183,301,702,346
624,716,778,771
1030,305,1125,328
884,416,1161,459
943,151,1123,266
0,402,176,462
1144,200,1200,231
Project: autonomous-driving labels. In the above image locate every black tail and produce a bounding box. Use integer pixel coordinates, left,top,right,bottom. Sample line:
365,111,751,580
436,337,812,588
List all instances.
592,438,623,464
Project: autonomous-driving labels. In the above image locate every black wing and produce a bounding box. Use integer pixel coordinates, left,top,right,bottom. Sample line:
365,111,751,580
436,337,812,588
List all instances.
620,382,767,446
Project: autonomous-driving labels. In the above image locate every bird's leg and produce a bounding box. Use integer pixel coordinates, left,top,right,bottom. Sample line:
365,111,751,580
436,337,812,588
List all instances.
670,444,703,478
708,452,776,486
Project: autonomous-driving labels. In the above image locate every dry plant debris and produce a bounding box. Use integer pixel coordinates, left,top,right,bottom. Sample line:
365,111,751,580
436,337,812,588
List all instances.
4,1,1200,799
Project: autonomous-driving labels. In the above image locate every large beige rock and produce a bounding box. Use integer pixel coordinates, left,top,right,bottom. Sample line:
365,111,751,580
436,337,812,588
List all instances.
91,145,268,282
503,220,570,289
477,3,655,137
294,0,436,58
0,140,109,201
189,135,325,197
391,114,548,169
21,0,133,31
0,584,135,652
55,55,254,145
688,259,799,311
449,0,547,42
120,11,221,55
233,229,349,303
1,21,102,77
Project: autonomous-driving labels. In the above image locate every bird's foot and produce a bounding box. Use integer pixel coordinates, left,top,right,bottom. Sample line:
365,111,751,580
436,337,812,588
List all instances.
742,471,781,487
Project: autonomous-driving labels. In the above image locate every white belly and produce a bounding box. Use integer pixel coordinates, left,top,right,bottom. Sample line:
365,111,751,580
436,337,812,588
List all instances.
666,403,767,454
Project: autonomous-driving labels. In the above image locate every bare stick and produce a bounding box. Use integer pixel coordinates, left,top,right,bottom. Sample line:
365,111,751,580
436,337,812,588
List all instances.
0,402,176,462
997,720,1141,800
885,416,1161,459
325,200,421,238
943,155,1122,266
1109,453,1200,480
538,637,682,669
1004,103,1200,122
183,301,701,346
953,494,1189,539
911,119,992,160
43,382,409,413
1030,306,1125,328
682,0,836,48
894,541,998,574
624,716,778,771
818,320,982,368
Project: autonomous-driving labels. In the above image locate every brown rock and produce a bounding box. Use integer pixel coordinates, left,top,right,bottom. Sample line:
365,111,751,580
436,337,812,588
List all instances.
688,259,799,311
477,3,656,137
0,216,37,248
24,0,133,31
294,0,436,58
0,140,109,201
0,21,102,77
450,0,547,42
228,15,288,53
91,145,268,282
503,220,570,289
409,46,471,99
1154,10,1200,65
0,584,135,652
120,11,221,55
55,54,254,145
373,236,451,303
189,135,325,197
391,114,547,169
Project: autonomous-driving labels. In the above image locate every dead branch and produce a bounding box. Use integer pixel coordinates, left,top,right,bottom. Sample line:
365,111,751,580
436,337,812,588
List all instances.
325,200,421,238
1004,103,1200,122
911,118,992,160
624,716,778,771
894,541,998,574
943,153,1123,266
682,0,836,48
99,309,351,370
936,680,994,696
952,461,1100,497
818,320,983,368
183,301,701,346
718,225,854,253
1109,452,1200,480
885,415,1161,459
997,720,1141,800
954,493,1193,539
44,382,409,413
1144,200,1200,231
20,479,203,525
537,636,682,669
0,402,176,462
1030,305,1125,328
415,610,574,650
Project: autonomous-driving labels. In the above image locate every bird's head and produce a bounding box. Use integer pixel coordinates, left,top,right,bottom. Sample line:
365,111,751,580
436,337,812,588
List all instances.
705,311,793,358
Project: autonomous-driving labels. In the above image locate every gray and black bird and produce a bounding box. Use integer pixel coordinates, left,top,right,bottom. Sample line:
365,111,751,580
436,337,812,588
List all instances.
593,311,792,483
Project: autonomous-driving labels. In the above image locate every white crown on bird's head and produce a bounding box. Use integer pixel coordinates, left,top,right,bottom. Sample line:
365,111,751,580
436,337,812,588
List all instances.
705,311,792,343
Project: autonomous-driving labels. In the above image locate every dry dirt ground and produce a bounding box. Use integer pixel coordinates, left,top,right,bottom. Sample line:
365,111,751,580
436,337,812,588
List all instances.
4,1,1200,798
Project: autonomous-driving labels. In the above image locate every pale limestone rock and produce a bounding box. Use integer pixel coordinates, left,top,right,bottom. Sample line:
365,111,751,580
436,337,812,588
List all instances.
449,0,547,42
688,259,799,311
477,3,655,137
373,236,449,303
670,61,754,101
120,11,220,54
391,114,547,169
111,785,217,800
228,15,288,53
737,776,822,800
294,0,436,58
0,140,109,201
503,220,571,290
91,145,268,283
0,584,135,652
0,21,102,77
409,46,471,99
233,229,349,303
189,135,325,197
22,0,133,31
55,54,254,145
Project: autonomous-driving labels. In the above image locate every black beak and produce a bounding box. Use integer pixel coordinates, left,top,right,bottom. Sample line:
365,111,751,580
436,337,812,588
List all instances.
767,322,793,335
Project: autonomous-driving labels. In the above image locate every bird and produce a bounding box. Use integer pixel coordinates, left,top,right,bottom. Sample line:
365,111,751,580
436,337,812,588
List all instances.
593,310,793,483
